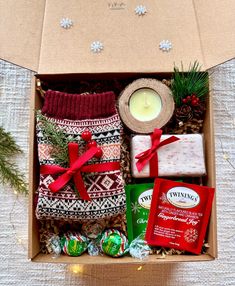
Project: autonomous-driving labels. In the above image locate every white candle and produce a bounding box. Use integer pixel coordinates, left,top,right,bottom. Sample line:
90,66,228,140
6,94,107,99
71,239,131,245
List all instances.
129,88,162,121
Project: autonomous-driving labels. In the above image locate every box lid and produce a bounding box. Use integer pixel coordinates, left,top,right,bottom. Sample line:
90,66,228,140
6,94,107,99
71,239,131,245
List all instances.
1,0,235,73
0,0,46,71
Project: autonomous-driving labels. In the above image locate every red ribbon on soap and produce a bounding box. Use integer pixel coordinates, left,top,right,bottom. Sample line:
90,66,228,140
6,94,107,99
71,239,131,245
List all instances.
40,142,120,201
135,129,180,177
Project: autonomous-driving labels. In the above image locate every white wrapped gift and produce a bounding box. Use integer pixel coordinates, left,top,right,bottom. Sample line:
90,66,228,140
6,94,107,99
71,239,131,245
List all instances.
131,133,206,178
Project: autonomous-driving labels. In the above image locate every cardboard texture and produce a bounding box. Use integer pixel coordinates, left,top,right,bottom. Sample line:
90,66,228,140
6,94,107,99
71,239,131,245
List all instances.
27,73,217,264
0,0,46,71
1,0,235,73
0,0,230,264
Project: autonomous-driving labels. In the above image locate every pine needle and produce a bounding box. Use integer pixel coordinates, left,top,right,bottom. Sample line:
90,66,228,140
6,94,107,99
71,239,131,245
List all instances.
0,155,28,194
0,127,22,156
37,111,70,166
0,127,28,194
171,61,209,107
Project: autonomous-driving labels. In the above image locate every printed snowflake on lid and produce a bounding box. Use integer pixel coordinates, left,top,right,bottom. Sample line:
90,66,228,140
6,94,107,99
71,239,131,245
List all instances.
90,41,104,53
131,202,141,214
60,18,73,29
159,40,172,52
135,5,147,16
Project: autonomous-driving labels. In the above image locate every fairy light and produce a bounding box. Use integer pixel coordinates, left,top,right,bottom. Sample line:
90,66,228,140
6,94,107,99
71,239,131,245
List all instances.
17,238,22,243
137,266,143,271
69,265,84,274
223,154,229,160
219,137,235,170
212,96,235,170
9,195,27,251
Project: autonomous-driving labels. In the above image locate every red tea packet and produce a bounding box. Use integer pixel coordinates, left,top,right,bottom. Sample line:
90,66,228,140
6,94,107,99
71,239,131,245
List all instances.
145,178,215,254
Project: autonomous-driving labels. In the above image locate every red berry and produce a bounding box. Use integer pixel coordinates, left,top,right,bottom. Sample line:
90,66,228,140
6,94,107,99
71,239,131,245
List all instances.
87,140,97,148
182,98,187,103
95,147,103,158
187,95,191,101
191,99,198,106
196,97,200,102
81,130,92,141
191,94,196,99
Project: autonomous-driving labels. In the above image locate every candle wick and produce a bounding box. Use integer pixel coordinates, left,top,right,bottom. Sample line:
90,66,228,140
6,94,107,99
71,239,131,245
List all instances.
144,95,149,108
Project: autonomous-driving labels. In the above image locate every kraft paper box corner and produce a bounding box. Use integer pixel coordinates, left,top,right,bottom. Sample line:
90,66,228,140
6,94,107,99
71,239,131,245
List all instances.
1,0,235,264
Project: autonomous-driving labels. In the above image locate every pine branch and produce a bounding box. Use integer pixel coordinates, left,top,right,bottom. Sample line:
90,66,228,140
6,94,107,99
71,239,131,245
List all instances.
0,126,28,194
37,112,67,149
37,111,70,166
171,61,209,107
0,127,22,156
0,154,28,194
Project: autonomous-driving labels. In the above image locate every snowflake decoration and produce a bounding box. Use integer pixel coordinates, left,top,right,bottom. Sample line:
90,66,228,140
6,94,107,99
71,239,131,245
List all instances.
131,202,141,214
184,228,198,243
160,193,169,204
60,18,73,29
90,41,104,53
135,5,147,16
159,40,172,52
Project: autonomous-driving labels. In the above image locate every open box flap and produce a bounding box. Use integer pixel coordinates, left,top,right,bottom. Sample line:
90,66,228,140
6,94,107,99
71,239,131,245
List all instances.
193,0,235,70
1,0,234,73
38,0,204,74
0,0,46,72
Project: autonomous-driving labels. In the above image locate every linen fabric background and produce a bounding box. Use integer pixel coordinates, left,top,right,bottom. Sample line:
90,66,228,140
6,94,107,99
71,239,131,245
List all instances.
0,59,234,286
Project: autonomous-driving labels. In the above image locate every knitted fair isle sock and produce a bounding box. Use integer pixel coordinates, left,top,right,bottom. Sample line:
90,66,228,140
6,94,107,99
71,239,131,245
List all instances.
35,90,126,221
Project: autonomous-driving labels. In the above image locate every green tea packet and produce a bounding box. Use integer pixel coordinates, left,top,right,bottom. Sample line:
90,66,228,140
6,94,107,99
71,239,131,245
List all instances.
125,183,154,243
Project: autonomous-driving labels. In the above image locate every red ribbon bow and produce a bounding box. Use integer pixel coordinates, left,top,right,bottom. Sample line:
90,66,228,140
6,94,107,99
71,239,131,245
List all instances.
40,142,120,201
135,129,180,177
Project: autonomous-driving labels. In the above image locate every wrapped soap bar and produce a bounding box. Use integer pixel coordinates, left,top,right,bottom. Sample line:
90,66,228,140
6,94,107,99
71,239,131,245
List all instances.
131,133,206,178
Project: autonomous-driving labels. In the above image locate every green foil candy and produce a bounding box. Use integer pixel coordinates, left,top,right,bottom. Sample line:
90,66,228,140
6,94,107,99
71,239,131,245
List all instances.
125,183,154,242
61,232,89,256
100,229,128,257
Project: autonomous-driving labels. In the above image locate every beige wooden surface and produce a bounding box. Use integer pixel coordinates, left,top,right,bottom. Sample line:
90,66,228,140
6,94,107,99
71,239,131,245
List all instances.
0,59,234,285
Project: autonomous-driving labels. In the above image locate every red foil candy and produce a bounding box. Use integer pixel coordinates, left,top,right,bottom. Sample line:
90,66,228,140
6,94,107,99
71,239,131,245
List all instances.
146,178,215,254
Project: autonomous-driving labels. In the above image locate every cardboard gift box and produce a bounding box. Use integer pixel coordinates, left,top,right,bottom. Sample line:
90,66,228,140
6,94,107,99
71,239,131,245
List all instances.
1,0,235,264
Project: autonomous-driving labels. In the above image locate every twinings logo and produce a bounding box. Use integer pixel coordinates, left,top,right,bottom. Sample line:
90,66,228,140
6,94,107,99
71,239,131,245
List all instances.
166,187,200,209
138,189,153,209
108,2,126,10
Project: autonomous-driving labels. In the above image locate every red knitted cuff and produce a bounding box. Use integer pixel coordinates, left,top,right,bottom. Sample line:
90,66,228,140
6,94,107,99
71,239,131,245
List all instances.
41,90,116,120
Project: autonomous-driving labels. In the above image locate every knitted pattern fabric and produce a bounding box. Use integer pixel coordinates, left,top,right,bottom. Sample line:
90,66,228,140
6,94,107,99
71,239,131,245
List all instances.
35,90,126,221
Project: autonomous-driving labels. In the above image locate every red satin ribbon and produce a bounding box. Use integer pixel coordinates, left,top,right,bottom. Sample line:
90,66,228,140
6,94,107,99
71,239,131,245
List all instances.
40,142,120,201
135,129,180,177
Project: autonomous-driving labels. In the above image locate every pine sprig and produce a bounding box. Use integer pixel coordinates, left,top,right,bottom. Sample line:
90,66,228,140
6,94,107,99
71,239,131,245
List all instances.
0,127,28,194
37,112,71,166
0,155,28,194
171,61,209,106
0,127,22,156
